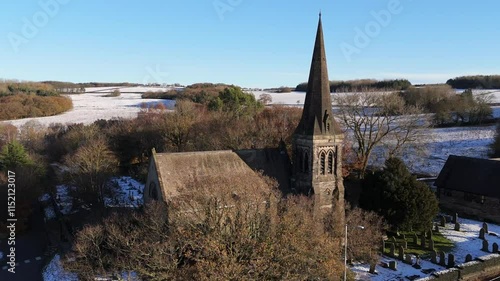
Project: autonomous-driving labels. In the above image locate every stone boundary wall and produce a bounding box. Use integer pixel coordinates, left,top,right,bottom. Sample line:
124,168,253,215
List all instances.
415,253,500,280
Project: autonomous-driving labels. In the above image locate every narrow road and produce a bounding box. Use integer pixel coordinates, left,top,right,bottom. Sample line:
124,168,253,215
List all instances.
0,205,48,281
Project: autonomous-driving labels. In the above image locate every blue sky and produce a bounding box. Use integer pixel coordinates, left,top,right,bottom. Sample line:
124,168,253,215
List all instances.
1,0,499,88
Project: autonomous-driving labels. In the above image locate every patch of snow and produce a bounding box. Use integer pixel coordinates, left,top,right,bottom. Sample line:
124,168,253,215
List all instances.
39,193,51,202
104,177,144,208
352,255,444,281
42,255,78,281
44,206,56,220
440,218,500,260
55,185,74,215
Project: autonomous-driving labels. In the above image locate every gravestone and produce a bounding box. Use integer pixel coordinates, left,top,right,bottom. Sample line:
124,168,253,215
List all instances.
429,238,435,251
479,228,486,240
439,251,446,266
454,222,461,231
413,255,422,269
453,213,459,223
482,240,489,252
369,263,376,274
431,250,438,264
493,243,499,253
390,243,395,257
434,223,440,233
404,253,413,264
465,254,473,262
399,246,405,261
412,233,418,245
440,215,446,227
402,240,408,249
483,222,489,234
447,254,455,268
389,261,397,271
391,236,397,244
421,232,426,248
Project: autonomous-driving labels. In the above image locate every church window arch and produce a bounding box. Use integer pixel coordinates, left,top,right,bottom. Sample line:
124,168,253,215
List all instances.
320,151,326,175
334,146,339,176
328,151,334,174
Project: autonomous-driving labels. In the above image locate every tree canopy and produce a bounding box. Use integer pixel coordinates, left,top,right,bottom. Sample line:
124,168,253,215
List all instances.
296,79,411,92
401,86,493,126
359,158,439,232
0,81,73,121
446,75,500,89
0,140,33,170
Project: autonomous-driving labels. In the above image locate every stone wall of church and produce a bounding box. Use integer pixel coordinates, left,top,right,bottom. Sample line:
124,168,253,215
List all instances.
144,157,163,204
292,134,344,213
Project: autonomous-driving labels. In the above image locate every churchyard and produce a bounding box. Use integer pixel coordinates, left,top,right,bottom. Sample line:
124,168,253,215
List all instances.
353,214,500,280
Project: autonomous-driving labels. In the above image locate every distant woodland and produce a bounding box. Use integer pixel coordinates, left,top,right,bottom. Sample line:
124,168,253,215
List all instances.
0,82,73,120
295,79,412,92
142,83,263,112
446,75,500,89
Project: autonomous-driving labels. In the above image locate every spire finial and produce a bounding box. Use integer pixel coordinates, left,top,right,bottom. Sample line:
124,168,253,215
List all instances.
319,10,322,19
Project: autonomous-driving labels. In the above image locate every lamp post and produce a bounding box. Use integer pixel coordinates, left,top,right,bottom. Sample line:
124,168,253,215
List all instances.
344,224,347,281
344,224,365,281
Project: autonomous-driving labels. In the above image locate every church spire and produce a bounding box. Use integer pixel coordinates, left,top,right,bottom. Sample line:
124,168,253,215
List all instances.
295,14,336,136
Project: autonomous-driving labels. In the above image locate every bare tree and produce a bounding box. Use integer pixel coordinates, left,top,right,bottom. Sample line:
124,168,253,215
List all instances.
65,173,350,280
258,93,273,105
345,205,387,264
64,137,117,207
335,91,426,176
161,100,199,152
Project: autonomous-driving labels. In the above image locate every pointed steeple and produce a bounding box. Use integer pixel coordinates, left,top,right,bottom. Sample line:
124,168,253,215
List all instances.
295,15,336,136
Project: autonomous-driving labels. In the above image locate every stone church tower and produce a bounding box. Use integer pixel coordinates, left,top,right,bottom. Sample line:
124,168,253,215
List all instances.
292,15,344,213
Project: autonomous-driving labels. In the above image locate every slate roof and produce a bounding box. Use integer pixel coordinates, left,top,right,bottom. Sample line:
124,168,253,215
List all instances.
435,155,500,199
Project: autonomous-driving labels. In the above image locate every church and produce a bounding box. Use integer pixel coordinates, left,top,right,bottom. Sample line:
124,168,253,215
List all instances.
144,15,344,215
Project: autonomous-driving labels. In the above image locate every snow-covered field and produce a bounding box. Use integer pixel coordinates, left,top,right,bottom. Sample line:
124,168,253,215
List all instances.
353,219,500,281
369,125,497,176
250,89,500,106
85,86,179,93
455,89,500,103
1,87,175,127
